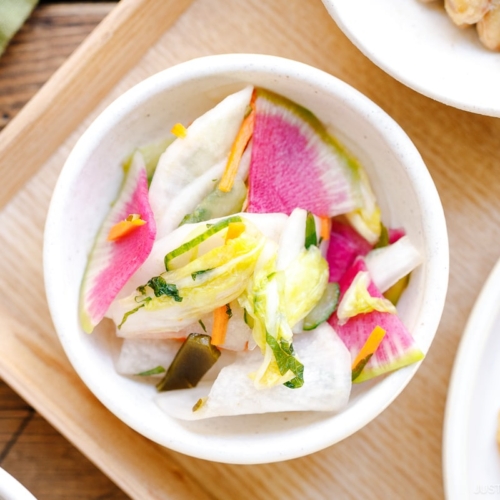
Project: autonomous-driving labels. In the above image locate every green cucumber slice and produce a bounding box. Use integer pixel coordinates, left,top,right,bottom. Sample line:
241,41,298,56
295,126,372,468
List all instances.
303,282,340,331
180,180,247,226
163,215,242,270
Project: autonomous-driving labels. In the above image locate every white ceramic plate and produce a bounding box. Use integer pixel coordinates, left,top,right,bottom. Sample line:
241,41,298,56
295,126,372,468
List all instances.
443,258,500,498
322,0,500,117
0,469,37,500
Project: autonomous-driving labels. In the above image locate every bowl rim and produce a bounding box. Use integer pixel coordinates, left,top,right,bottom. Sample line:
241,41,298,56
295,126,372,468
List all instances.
44,53,449,464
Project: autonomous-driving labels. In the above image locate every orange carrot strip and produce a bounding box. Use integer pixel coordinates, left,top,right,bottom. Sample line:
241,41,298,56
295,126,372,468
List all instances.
225,221,246,241
107,214,146,241
171,122,187,138
218,92,256,193
211,305,231,346
319,216,331,241
351,325,386,376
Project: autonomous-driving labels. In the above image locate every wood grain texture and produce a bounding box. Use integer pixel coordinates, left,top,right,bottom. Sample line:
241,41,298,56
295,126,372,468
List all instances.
0,5,131,498
0,0,499,498
0,0,194,211
0,3,115,133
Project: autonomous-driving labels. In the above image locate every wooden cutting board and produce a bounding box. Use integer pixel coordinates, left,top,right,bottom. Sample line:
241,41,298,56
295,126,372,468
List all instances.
1,0,500,498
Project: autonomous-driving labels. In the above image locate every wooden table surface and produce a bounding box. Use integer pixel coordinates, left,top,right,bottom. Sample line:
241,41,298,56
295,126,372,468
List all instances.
1,0,500,498
0,4,128,498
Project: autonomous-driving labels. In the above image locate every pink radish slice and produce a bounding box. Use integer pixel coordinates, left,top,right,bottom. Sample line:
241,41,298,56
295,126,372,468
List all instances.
329,258,423,383
246,89,361,217
79,152,156,333
388,227,406,244
326,220,372,283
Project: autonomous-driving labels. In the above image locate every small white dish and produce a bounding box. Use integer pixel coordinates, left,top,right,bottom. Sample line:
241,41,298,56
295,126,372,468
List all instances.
443,258,500,498
322,0,500,117
44,54,448,464
0,468,37,500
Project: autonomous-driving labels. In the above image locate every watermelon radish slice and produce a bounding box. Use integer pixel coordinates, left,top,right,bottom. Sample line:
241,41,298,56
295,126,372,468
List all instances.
246,89,362,217
79,152,156,333
329,258,424,383
326,220,372,283
389,227,406,244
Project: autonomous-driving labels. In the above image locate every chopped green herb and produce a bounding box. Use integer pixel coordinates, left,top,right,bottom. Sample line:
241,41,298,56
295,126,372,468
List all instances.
138,276,182,302
136,366,166,376
266,332,304,389
191,268,214,281
226,303,233,319
198,319,207,332
118,304,145,329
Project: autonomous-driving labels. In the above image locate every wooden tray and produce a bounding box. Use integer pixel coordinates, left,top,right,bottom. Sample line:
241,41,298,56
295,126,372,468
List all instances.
1,0,499,497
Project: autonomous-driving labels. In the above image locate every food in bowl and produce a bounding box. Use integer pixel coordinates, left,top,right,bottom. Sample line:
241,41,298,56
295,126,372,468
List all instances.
44,54,448,462
420,0,500,50
79,85,424,420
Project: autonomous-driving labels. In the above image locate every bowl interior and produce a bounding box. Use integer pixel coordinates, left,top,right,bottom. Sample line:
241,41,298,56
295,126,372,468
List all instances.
44,54,448,464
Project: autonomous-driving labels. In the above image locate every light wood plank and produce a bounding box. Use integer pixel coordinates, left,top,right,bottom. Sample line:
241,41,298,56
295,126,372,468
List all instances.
0,311,214,500
1,414,130,500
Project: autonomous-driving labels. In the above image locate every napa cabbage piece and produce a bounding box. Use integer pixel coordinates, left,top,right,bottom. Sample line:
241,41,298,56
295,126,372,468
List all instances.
115,212,286,298
240,243,328,389
107,217,265,334
336,270,396,325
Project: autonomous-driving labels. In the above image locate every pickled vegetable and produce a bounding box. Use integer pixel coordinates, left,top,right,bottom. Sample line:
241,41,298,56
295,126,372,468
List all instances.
305,211,318,249
156,333,221,392
180,180,247,225
303,282,340,331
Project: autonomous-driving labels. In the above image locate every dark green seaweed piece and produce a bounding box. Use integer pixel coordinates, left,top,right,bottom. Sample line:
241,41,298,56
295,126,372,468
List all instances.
156,333,221,392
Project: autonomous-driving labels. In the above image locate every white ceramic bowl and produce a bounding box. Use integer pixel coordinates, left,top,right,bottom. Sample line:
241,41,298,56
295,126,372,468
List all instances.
44,54,448,464
322,0,500,117
0,468,37,500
